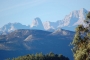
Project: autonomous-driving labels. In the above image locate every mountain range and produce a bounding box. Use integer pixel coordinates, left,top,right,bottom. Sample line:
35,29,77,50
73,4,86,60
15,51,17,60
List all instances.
0,8,89,34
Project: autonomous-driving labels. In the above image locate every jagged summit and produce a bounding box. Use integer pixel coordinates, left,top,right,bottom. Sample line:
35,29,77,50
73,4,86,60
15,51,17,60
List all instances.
43,8,89,31
0,23,29,35
30,17,44,30
80,8,87,12
31,17,42,27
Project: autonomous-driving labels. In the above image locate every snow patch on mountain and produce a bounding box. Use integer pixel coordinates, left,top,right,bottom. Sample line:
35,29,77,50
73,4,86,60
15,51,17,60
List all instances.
23,43,31,50
51,28,68,35
24,35,34,41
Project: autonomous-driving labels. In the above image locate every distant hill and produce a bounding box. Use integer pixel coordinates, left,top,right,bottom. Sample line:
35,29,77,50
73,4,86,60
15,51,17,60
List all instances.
0,29,74,60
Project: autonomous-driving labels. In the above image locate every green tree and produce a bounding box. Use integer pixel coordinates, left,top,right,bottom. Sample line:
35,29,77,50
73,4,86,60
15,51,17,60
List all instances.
48,52,55,57
72,12,90,60
38,52,44,60
11,52,69,60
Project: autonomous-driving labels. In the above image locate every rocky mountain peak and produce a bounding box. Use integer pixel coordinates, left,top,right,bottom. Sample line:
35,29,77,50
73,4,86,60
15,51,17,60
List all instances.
30,17,44,30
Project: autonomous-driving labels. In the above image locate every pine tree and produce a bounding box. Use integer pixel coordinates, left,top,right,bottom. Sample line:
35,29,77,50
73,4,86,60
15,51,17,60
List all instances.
72,12,90,60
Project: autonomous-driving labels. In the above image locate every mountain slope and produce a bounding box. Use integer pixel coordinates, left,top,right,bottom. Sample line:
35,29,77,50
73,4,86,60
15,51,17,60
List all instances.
0,29,74,60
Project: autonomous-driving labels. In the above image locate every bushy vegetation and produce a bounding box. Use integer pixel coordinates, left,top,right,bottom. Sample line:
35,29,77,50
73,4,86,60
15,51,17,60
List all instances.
7,52,69,60
72,12,90,60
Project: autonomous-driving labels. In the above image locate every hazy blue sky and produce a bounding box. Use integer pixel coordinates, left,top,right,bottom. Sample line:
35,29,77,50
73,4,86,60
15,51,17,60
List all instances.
0,0,90,27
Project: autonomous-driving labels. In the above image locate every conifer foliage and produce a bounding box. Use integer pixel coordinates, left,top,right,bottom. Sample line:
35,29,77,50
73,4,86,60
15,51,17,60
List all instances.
72,12,90,60
7,52,69,60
